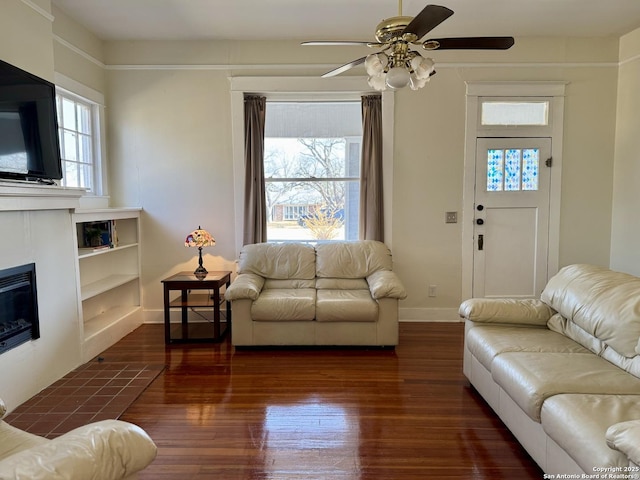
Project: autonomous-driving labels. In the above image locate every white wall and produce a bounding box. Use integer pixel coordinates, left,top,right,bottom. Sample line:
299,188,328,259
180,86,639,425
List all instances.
611,27,640,275
104,36,620,321
0,0,106,411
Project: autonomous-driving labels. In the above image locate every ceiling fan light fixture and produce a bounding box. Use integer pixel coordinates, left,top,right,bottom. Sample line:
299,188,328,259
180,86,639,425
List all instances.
368,72,388,91
409,72,430,90
385,65,411,89
364,53,388,76
411,55,435,79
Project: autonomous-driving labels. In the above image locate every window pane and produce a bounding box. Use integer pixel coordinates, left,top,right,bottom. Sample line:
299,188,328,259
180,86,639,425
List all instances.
62,131,77,161
61,98,76,129
487,149,504,192
267,180,359,242
522,148,539,191
505,149,521,191
78,134,92,163
481,101,549,126
64,161,78,187
77,104,91,134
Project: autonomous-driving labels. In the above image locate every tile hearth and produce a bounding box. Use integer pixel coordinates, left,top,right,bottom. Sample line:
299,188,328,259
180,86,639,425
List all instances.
4,361,163,439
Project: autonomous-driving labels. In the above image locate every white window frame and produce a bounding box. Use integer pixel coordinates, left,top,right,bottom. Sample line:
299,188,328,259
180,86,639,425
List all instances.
229,77,395,256
54,73,107,197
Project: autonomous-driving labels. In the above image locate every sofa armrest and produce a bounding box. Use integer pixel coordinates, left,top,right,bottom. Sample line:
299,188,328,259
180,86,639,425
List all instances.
367,271,407,300
0,420,157,480
459,298,554,326
225,273,265,301
606,420,640,466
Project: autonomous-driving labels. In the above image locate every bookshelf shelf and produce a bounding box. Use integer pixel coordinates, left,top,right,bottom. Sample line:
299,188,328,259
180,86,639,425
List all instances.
72,208,143,362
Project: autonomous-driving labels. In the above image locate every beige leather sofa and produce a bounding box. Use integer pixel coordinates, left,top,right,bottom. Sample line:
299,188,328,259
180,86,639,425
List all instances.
461,264,640,478
225,240,406,346
0,397,157,479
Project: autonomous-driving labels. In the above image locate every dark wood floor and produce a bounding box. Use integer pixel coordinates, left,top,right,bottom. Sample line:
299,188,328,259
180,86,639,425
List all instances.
101,322,542,479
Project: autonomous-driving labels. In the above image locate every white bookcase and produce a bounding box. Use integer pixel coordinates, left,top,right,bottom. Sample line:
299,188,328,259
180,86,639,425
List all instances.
72,208,143,362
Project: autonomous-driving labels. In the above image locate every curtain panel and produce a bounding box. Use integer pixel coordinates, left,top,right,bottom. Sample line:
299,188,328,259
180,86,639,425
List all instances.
243,95,267,245
359,95,384,241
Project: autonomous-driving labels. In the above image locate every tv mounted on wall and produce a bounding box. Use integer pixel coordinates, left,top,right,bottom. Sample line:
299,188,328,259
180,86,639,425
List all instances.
0,58,62,183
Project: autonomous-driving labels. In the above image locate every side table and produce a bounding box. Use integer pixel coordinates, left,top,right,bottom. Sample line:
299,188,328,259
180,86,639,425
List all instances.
162,271,231,344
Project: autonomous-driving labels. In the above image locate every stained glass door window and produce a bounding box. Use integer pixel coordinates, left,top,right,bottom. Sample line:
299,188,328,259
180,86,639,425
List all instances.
486,148,539,192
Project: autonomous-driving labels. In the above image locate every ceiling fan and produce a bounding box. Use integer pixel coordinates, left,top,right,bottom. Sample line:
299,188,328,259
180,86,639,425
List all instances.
302,2,514,91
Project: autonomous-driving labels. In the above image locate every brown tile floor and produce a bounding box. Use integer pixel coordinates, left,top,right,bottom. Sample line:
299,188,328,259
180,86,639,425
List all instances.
4,361,163,439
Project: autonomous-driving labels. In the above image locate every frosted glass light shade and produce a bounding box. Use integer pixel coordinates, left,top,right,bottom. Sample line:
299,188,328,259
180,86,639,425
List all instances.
364,53,388,76
385,66,410,89
368,73,387,91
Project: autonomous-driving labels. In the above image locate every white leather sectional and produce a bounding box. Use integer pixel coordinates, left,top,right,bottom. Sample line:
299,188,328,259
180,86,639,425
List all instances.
225,240,406,346
0,397,156,479
461,264,640,477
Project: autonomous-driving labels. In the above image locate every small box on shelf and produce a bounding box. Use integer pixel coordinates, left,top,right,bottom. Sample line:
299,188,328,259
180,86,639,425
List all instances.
77,220,118,249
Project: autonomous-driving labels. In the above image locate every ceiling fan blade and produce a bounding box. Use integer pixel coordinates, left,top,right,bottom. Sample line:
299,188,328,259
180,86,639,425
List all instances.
302,41,383,47
403,4,454,41
424,36,515,50
321,56,367,78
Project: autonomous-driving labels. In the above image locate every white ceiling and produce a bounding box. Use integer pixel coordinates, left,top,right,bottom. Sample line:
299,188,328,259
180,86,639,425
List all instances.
51,0,640,42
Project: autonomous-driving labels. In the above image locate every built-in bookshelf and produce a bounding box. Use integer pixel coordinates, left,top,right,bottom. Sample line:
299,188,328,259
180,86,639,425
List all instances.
72,208,142,362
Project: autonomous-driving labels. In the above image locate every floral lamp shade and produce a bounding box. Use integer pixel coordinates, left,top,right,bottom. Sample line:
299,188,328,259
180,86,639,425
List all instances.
185,226,216,278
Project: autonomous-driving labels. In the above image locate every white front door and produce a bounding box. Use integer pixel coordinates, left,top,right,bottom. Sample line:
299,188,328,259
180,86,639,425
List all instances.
473,137,552,298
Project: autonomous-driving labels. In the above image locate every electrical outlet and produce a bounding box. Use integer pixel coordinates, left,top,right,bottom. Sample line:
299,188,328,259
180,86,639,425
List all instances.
445,211,458,223
428,285,437,297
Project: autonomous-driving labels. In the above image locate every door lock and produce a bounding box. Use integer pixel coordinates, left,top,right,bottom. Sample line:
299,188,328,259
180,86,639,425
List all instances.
476,218,484,225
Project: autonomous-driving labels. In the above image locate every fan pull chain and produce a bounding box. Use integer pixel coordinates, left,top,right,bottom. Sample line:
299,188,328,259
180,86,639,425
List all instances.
398,0,403,16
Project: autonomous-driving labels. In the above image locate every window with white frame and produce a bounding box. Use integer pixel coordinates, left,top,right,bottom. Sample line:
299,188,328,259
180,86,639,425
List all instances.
264,101,362,242
56,90,100,193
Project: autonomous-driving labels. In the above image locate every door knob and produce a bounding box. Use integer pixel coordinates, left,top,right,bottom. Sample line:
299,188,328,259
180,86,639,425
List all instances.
476,218,484,225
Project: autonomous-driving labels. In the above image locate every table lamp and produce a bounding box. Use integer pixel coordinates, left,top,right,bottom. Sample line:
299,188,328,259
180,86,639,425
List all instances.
185,226,216,279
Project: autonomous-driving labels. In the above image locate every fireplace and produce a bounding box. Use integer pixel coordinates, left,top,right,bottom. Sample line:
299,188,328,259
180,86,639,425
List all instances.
0,263,40,355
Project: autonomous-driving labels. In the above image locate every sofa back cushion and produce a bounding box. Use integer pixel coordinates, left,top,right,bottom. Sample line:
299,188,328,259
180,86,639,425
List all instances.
315,240,392,278
541,264,640,358
238,243,316,280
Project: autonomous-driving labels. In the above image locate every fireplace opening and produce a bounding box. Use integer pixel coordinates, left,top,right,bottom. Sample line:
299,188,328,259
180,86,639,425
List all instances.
0,263,40,355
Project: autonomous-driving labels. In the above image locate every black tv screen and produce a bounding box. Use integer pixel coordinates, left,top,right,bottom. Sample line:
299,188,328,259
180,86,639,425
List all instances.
0,59,62,182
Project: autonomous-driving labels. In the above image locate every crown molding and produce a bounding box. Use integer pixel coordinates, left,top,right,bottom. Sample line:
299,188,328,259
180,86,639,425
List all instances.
53,35,106,68
20,0,54,22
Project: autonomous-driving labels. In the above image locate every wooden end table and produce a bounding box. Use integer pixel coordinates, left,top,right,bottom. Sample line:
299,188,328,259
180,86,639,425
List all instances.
161,271,231,344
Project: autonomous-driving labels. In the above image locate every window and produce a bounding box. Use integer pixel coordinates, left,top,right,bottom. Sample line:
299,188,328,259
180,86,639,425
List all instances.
487,148,540,192
481,101,549,126
56,90,100,193
264,101,362,242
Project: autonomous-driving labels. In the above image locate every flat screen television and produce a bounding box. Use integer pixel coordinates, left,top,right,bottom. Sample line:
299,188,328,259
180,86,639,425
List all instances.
0,58,62,183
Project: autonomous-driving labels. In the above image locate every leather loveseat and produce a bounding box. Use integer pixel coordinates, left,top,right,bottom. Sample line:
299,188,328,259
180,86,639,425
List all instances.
225,240,406,346
0,397,157,479
461,264,640,477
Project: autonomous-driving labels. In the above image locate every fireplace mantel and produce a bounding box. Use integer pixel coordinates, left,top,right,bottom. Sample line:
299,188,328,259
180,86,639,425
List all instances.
0,181,84,211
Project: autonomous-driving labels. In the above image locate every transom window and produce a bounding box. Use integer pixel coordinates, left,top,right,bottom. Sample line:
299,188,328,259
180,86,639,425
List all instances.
487,148,540,192
481,101,549,126
264,101,362,242
56,91,98,193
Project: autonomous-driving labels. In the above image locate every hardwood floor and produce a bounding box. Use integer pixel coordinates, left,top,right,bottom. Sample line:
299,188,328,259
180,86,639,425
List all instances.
100,322,542,479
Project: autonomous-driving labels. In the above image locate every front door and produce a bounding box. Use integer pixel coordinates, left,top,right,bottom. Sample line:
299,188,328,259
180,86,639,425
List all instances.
473,137,552,298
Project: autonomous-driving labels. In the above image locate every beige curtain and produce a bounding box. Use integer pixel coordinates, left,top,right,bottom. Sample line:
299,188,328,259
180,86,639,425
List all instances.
359,95,384,241
243,95,267,245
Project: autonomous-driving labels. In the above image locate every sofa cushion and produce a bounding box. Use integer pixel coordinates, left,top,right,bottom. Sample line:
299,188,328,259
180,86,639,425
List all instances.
541,264,640,358
491,352,640,421
316,278,369,290
239,243,316,280
316,290,378,322
541,394,640,472
251,289,316,321
316,240,392,278
264,279,316,289
466,325,589,371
